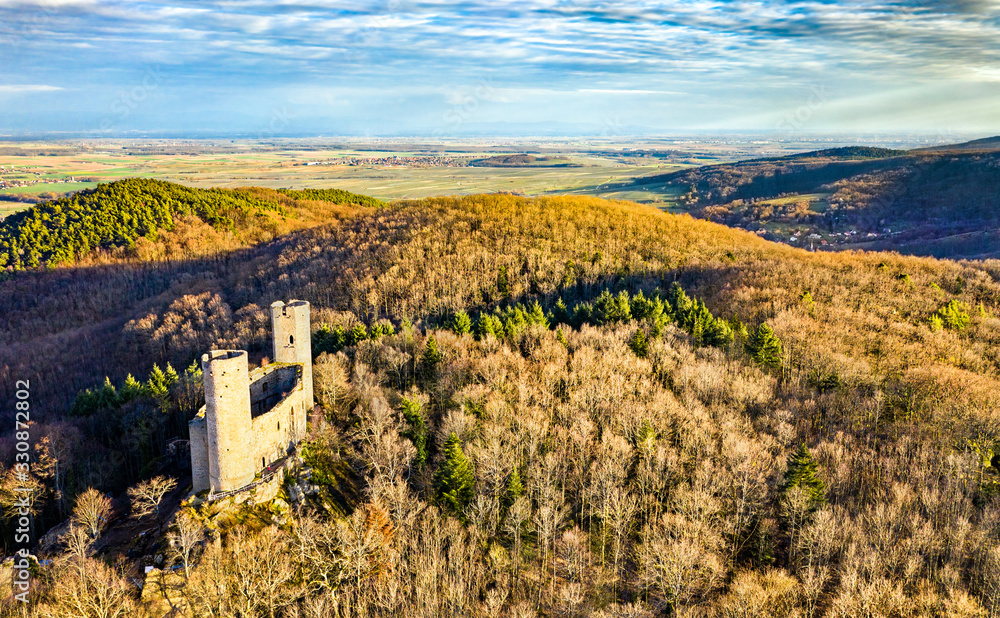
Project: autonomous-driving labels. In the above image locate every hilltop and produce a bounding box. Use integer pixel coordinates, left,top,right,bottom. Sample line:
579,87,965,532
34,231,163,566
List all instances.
616,141,1000,258
916,135,1000,152
0,178,382,270
6,188,1000,615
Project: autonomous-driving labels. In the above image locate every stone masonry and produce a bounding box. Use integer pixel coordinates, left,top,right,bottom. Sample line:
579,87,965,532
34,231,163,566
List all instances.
189,300,313,494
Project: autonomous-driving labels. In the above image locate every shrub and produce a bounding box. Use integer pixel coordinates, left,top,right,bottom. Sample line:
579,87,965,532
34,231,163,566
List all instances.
931,300,971,331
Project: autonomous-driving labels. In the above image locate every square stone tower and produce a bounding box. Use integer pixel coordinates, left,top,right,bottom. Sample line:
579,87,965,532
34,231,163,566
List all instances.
271,300,313,413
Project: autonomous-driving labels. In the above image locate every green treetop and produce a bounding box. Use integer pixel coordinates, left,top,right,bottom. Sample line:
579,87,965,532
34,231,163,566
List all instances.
451,310,472,336
781,443,826,509
434,433,476,519
746,323,783,369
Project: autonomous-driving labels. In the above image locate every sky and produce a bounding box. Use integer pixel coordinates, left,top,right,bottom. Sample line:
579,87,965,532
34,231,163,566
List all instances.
0,0,999,137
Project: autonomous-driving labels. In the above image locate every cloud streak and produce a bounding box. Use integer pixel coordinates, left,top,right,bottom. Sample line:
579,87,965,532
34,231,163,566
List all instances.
0,84,63,93
1,0,998,134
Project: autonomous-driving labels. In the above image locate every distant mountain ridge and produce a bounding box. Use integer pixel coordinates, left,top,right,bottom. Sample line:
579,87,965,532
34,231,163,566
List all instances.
916,135,1000,152
616,137,1000,259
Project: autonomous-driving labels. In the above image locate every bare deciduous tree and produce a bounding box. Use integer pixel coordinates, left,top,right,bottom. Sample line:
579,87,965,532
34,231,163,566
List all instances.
128,475,177,531
72,487,113,539
169,509,204,579
35,555,137,618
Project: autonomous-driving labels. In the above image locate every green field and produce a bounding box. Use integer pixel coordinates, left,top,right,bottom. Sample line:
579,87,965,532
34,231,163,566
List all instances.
0,202,31,218
759,192,829,206
164,162,690,201
1,181,100,195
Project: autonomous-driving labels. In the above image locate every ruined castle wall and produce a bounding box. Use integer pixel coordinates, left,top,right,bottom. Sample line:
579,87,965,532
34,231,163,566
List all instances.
248,363,300,418
203,350,255,492
249,389,304,470
248,361,306,469
189,416,210,493
188,300,314,496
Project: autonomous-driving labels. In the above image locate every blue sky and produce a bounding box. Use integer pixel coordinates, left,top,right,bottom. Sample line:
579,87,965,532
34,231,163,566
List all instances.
1,0,998,136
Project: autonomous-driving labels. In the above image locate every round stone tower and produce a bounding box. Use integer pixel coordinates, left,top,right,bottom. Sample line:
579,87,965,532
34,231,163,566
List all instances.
271,300,313,411
203,350,254,491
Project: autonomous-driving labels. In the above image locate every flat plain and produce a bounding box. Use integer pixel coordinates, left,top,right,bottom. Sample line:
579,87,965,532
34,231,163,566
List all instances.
0,136,888,218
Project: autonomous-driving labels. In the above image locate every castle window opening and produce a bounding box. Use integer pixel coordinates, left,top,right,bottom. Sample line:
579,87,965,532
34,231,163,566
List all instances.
289,335,294,344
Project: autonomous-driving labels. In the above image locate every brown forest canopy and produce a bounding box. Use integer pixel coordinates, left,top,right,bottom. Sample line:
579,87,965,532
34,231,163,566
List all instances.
3,192,1000,427
8,191,1000,614
619,145,1000,258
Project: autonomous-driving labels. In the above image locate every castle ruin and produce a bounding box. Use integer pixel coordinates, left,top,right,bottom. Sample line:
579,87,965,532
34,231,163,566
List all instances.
189,300,313,494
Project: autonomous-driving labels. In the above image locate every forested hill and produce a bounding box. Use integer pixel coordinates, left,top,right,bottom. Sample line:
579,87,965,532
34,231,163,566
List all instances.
7,192,1000,614
917,135,1000,152
0,178,383,270
785,146,904,160
621,144,1000,258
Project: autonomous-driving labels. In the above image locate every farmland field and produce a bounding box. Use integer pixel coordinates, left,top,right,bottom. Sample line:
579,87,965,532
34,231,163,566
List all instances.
0,136,871,213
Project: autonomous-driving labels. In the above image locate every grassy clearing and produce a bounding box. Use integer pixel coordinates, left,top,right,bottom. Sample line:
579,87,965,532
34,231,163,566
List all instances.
0,181,99,195
759,192,829,206
0,203,31,218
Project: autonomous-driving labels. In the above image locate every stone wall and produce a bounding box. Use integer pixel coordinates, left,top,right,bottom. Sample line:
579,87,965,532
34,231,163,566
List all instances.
248,363,300,418
249,375,306,470
188,300,313,496
189,416,209,493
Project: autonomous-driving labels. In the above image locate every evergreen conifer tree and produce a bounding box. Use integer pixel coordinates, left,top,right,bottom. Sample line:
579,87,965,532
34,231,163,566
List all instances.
497,265,512,300
98,377,119,409
121,374,144,402
164,363,179,387
505,466,524,508
629,329,649,358
421,335,442,380
401,398,428,468
474,313,497,341
703,316,734,347
666,282,693,318
933,299,971,331
553,298,570,325
746,323,784,369
370,321,396,339
526,301,548,327
571,301,593,328
146,365,169,400
451,310,472,336
348,323,369,346
781,443,826,509
799,290,816,315
434,433,476,519
631,289,651,320
729,317,749,341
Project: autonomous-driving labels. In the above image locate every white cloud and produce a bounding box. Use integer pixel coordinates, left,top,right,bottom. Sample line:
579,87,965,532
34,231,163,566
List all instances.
2,0,1000,132
0,84,62,92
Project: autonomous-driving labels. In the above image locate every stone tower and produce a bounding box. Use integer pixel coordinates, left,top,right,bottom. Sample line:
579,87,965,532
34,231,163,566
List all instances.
271,300,313,411
189,300,313,496
203,350,254,491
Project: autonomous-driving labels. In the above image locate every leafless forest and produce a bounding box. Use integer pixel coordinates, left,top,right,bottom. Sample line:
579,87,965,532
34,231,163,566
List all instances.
5,194,1000,616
